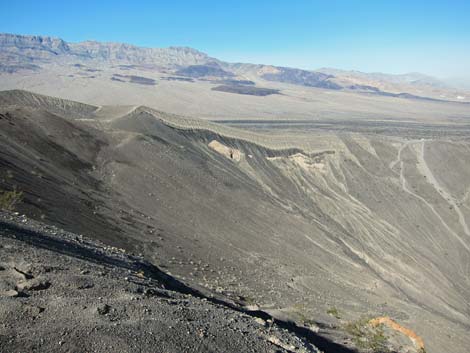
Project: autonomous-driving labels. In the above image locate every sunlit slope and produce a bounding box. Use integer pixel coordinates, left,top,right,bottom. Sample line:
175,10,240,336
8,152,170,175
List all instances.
1,90,469,353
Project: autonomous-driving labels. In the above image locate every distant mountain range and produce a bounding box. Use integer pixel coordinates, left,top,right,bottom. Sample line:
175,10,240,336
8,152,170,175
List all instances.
0,33,211,68
0,33,468,104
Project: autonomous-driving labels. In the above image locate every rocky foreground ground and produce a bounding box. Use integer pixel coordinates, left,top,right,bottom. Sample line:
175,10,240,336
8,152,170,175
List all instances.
0,211,329,353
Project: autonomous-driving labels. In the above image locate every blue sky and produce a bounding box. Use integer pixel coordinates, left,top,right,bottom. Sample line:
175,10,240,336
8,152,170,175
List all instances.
1,0,469,78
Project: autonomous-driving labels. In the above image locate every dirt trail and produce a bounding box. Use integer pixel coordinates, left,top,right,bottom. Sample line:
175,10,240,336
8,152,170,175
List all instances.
396,142,470,252
389,140,413,171
416,141,470,238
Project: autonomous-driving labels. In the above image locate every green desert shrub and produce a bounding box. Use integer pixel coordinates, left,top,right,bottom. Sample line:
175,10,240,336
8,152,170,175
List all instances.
327,306,341,319
344,316,390,353
0,188,23,211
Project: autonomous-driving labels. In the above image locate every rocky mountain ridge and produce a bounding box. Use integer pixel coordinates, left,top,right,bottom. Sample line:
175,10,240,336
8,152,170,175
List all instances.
0,33,214,68
2,32,467,101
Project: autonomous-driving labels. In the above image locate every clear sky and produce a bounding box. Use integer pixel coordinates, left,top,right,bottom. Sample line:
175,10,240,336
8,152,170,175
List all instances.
1,0,469,78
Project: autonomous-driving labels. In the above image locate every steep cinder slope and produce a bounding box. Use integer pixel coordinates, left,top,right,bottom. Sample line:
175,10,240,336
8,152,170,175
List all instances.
0,104,143,248
1,91,469,353
92,106,470,353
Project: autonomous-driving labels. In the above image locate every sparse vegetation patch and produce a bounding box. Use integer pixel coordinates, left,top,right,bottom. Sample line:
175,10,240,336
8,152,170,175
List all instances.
344,316,390,353
0,188,23,211
327,306,341,319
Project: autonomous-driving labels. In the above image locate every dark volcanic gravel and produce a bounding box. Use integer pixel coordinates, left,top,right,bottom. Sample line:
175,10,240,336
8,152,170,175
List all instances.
0,211,320,353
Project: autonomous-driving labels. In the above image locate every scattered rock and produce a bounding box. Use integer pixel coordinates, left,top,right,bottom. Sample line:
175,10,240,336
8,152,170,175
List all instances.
97,304,111,315
76,279,94,290
0,289,19,297
13,267,34,280
254,317,266,326
24,304,45,317
267,336,297,351
305,323,320,333
17,278,51,291
143,288,159,297
244,304,260,311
